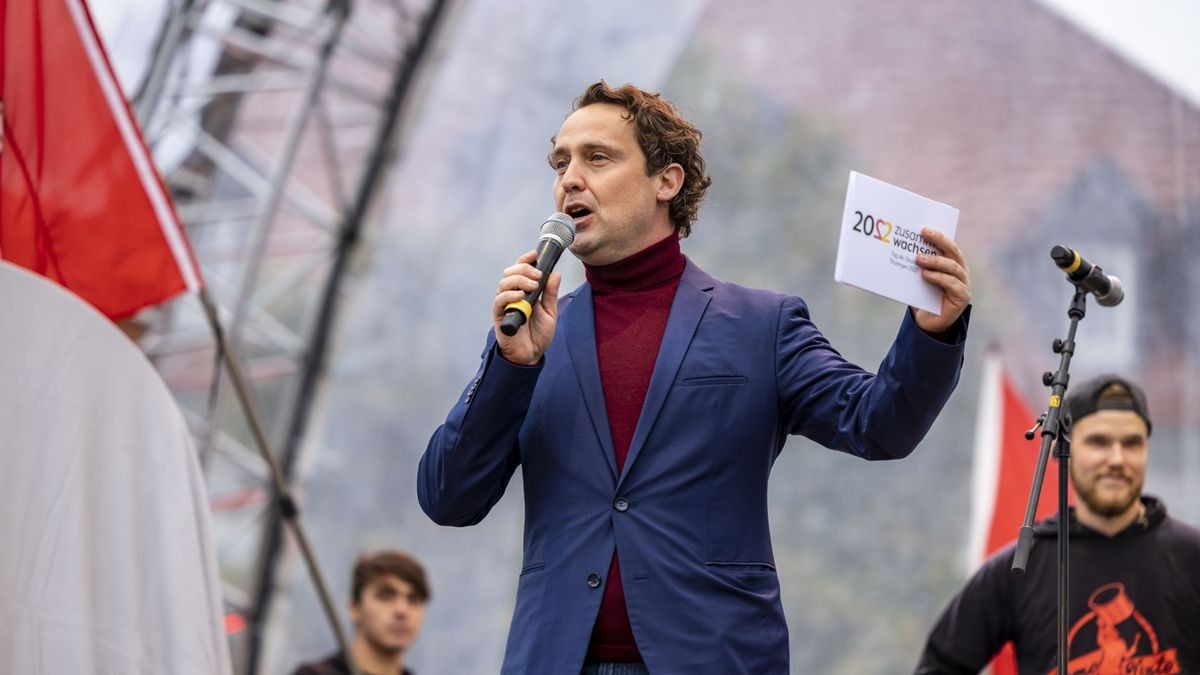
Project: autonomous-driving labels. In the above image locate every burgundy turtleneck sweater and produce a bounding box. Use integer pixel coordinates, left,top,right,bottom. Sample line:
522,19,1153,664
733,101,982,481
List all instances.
584,232,686,663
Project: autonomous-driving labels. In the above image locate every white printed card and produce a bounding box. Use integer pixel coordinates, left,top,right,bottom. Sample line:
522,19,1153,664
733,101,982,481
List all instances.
834,171,959,314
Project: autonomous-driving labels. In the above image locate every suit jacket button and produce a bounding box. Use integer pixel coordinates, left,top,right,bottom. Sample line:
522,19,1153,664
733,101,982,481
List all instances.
587,573,601,589
614,497,629,512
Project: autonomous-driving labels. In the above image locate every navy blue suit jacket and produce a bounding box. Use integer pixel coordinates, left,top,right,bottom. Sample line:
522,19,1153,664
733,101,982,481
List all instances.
418,260,966,674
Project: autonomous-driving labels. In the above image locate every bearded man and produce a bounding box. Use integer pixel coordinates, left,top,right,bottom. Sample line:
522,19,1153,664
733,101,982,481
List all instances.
915,375,1200,674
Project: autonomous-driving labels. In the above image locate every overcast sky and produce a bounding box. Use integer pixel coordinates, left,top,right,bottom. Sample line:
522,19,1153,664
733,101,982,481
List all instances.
1036,0,1200,106
93,1,1200,109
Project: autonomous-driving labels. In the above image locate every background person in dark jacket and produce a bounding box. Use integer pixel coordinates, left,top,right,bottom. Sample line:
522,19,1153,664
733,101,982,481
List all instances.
915,374,1200,674
292,550,429,675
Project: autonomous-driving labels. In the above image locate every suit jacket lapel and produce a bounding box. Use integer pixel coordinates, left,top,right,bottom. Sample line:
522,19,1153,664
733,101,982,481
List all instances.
617,260,713,489
561,284,619,480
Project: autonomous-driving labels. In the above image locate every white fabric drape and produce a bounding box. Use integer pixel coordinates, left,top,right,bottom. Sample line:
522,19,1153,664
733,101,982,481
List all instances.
0,261,231,674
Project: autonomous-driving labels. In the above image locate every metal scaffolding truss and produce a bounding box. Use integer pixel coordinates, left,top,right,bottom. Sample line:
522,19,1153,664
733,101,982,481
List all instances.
130,0,451,671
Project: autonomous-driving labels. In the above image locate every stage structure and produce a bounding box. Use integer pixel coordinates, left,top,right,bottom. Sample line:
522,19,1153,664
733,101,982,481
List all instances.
129,0,453,671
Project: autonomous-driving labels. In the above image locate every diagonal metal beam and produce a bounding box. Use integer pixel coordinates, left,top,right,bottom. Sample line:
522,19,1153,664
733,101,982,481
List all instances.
131,1,454,672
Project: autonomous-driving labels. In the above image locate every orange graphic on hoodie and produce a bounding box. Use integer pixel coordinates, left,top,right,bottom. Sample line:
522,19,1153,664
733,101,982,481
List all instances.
1049,582,1180,675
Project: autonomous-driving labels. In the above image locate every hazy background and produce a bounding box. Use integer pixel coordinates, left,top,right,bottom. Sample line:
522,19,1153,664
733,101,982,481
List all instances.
89,0,1200,672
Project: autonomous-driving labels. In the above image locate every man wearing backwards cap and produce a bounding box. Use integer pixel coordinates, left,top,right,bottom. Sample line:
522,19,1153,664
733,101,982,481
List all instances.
914,375,1200,674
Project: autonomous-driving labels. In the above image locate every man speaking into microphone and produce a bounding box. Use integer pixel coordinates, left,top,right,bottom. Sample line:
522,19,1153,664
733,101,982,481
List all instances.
418,81,973,675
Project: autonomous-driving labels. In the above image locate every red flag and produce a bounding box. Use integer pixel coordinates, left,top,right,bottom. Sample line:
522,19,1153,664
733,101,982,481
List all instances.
1,0,201,320
968,350,1073,674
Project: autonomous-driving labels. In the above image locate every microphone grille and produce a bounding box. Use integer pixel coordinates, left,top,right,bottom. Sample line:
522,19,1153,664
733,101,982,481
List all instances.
541,212,576,246
1098,276,1125,307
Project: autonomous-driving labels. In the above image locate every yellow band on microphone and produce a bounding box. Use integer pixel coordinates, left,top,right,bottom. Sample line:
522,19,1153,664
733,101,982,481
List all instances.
505,299,532,320
1064,251,1082,274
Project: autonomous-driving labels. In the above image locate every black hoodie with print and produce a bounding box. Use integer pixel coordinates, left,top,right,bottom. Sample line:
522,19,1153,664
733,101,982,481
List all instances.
915,496,1200,674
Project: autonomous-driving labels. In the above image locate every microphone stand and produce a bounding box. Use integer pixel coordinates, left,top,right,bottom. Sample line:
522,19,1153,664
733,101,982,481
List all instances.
1011,285,1089,675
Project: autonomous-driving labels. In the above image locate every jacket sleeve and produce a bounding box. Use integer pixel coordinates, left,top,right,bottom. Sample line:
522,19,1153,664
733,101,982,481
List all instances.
776,296,969,460
417,332,541,526
913,549,1015,674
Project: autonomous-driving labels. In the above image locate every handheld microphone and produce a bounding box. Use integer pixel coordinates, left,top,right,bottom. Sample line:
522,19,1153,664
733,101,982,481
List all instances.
500,212,576,336
1050,245,1124,307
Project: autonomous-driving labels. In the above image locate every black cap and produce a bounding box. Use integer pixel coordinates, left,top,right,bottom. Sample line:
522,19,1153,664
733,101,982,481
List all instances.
1065,374,1152,436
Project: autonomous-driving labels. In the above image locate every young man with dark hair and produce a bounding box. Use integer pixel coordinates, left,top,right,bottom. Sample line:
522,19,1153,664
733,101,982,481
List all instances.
293,550,429,675
915,375,1200,673
420,80,973,674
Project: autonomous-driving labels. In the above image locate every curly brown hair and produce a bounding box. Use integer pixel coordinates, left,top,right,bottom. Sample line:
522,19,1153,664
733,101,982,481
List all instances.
573,81,712,238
